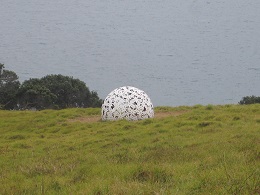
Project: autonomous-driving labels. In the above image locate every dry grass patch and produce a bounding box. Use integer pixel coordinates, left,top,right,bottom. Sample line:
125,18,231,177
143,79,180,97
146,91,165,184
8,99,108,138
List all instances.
155,110,189,119
68,116,101,123
68,110,189,123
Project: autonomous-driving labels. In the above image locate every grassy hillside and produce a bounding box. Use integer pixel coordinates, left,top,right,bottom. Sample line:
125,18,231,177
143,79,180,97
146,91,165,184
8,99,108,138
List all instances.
0,104,259,194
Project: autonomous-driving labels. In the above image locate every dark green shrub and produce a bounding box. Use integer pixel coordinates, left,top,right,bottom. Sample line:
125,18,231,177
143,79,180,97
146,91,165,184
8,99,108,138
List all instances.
238,96,260,105
0,63,20,109
0,63,103,110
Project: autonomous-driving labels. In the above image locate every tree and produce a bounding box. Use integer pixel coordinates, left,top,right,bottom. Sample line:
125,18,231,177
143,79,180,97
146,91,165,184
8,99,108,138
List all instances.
0,63,103,110
17,74,103,110
41,74,91,108
0,63,20,109
238,95,260,105
89,91,103,107
17,78,57,110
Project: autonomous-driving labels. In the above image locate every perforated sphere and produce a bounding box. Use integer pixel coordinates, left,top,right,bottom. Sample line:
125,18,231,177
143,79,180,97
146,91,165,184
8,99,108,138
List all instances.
101,86,154,121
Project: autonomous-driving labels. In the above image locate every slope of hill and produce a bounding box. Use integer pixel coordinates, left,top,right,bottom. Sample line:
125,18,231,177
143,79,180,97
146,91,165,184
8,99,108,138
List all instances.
0,104,259,194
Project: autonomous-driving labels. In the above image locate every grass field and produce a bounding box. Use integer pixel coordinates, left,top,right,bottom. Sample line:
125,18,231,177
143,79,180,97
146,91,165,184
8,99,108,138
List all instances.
0,104,259,194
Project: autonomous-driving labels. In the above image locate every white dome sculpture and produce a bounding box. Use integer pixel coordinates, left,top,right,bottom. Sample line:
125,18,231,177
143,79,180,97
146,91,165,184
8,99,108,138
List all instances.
101,86,154,121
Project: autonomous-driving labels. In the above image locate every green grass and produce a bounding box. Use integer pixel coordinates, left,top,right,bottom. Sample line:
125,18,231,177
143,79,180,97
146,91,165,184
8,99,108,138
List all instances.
0,104,259,194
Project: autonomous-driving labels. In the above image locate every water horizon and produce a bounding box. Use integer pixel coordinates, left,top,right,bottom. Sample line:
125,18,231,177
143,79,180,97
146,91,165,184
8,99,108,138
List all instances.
1,0,260,106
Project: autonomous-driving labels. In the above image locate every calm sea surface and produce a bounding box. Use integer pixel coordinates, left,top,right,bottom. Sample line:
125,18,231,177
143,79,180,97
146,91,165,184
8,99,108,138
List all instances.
1,0,260,106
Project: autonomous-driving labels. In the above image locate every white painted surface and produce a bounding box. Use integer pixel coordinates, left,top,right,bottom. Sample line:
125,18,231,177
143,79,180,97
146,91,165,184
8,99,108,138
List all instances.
102,86,154,121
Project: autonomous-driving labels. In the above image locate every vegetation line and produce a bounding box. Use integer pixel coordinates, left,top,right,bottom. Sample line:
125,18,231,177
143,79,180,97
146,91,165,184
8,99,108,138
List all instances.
0,63,102,110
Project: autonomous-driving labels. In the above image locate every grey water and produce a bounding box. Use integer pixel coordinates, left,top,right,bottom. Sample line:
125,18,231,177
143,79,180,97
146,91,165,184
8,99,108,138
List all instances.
1,0,260,106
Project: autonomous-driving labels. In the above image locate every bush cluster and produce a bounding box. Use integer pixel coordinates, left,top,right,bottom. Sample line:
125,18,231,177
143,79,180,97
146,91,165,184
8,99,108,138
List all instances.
238,95,260,105
0,64,103,110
